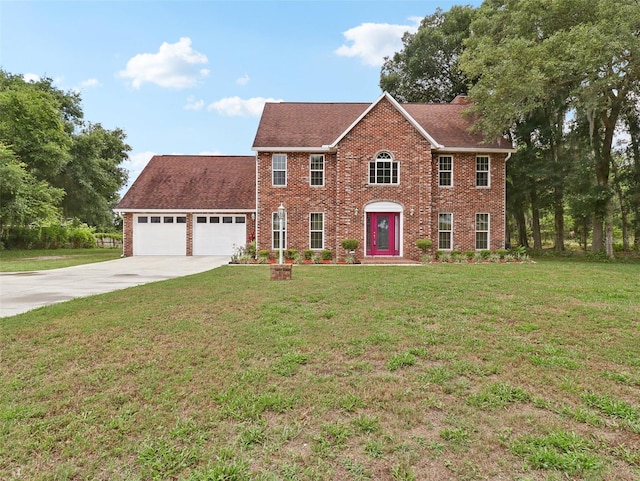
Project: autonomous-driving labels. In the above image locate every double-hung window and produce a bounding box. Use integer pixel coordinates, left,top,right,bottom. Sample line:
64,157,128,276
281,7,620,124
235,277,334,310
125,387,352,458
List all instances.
475,213,490,250
272,154,287,186
369,151,398,184
438,213,452,250
310,213,324,249
272,211,286,249
438,156,453,187
310,154,324,186
476,156,490,187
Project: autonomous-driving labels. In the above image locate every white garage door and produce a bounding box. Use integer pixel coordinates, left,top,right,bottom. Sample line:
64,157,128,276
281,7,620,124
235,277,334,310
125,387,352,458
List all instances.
193,215,247,256
133,215,187,255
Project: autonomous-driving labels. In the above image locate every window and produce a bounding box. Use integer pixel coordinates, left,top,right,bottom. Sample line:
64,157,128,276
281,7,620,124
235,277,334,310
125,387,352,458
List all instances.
476,156,490,187
223,216,233,224
438,213,452,250
163,216,174,223
310,154,324,186
196,216,207,223
272,211,287,249
210,216,220,223
439,156,453,187
150,216,161,223
272,154,287,186
176,217,187,223
310,213,324,249
476,213,490,250
369,152,398,184
235,216,246,224
138,216,148,223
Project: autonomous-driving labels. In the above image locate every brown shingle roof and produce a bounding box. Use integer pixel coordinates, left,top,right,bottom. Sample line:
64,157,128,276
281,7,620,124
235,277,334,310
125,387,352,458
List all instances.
252,95,512,151
116,155,255,210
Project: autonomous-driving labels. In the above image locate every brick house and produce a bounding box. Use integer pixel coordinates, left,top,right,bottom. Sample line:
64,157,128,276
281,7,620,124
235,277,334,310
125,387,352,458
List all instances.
117,92,513,259
252,92,513,261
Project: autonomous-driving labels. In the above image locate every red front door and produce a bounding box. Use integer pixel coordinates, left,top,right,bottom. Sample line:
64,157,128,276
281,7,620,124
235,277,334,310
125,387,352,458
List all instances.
366,212,398,256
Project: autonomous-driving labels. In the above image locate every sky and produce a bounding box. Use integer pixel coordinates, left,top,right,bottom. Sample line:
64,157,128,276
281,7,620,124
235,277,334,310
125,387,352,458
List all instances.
0,0,482,191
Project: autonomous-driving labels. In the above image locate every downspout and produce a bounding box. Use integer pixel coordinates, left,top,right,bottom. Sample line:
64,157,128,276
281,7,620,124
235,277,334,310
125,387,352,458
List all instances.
254,152,259,259
504,152,512,249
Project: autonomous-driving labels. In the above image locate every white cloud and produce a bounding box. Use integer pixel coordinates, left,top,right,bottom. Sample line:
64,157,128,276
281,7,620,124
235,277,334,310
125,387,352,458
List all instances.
184,96,205,111
118,37,209,89
23,73,40,83
79,78,101,88
335,18,420,67
207,96,282,117
236,73,250,86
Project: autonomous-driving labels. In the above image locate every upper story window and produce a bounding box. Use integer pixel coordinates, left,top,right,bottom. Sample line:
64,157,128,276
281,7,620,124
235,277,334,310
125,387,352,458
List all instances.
476,156,490,187
310,154,324,186
272,154,287,186
369,151,398,184
438,156,453,187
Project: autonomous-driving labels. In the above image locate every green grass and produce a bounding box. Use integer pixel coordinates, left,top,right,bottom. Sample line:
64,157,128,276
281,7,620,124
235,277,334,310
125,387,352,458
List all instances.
0,248,122,271
1,261,639,480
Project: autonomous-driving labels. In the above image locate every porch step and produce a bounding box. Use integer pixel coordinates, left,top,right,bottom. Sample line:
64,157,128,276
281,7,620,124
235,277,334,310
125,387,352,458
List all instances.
359,257,421,265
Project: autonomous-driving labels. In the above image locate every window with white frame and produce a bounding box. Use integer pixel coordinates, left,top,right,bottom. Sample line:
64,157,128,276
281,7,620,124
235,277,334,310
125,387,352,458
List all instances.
475,213,490,250
438,213,452,250
476,156,490,187
439,155,453,187
310,154,324,186
310,212,324,249
272,154,287,186
272,211,286,249
369,151,398,184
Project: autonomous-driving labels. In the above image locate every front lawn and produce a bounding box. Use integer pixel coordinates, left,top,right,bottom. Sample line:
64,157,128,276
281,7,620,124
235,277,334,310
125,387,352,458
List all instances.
0,248,122,272
1,263,638,480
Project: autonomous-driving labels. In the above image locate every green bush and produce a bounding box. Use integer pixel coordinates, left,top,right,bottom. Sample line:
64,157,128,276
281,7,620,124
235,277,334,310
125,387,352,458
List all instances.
464,250,475,259
480,249,492,259
68,227,96,248
321,249,333,261
341,239,359,251
303,249,314,260
258,249,271,259
286,248,298,260
496,248,508,259
416,238,433,252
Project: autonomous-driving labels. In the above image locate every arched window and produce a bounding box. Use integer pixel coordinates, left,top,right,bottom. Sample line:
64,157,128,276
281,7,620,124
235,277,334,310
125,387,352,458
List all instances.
369,151,399,184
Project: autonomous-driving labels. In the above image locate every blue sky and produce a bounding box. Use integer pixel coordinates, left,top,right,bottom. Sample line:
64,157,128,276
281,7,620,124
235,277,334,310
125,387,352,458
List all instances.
1,0,481,189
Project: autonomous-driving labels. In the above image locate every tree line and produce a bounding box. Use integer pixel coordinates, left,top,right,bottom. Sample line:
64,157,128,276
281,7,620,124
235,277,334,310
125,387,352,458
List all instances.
381,0,640,256
0,71,130,247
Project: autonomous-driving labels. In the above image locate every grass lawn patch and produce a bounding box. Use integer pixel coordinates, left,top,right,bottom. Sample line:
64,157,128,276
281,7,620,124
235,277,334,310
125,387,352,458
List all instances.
0,248,122,271
1,261,639,480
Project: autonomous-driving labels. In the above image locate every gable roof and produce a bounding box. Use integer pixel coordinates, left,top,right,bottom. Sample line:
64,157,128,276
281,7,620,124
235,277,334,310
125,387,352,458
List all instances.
252,93,513,153
116,155,256,211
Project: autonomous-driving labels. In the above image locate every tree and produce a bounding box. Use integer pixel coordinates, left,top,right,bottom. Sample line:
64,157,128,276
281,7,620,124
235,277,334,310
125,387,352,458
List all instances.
0,143,64,239
461,0,640,256
55,124,130,228
379,5,476,103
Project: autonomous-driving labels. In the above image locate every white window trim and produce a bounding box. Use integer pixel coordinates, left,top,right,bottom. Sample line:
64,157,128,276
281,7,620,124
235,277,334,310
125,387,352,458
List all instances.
368,151,400,185
309,212,324,250
475,213,490,250
272,154,287,187
272,211,287,249
438,155,453,188
438,212,453,251
476,155,491,188
310,154,325,187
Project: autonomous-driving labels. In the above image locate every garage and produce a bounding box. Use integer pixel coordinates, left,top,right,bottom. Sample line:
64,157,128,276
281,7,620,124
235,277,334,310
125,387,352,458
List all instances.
133,214,187,255
193,214,247,256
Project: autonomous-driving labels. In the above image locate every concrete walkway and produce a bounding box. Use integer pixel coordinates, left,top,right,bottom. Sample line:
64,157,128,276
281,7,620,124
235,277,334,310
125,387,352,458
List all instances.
0,256,229,318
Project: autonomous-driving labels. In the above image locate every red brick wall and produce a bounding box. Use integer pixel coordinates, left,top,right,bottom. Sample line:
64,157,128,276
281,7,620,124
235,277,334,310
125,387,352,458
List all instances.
256,96,507,260
123,212,133,256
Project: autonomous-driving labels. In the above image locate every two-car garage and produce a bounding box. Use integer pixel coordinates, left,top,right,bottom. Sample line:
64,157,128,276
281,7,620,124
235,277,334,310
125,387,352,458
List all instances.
118,155,256,257
132,213,248,256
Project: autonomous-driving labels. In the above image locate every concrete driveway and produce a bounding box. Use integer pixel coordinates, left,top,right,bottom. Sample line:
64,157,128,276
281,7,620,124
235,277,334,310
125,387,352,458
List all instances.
0,256,230,318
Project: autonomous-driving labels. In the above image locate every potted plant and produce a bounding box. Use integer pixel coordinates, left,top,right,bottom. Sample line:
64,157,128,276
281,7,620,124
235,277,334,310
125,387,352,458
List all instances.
341,238,359,263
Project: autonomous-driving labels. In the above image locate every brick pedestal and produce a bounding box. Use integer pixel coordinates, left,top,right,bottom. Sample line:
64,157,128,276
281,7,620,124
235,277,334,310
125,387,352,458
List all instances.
270,264,292,280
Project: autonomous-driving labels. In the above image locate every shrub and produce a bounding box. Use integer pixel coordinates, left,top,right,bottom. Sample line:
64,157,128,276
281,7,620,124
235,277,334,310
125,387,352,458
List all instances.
496,248,508,259
303,249,314,260
416,238,433,253
480,249,492,259
341,238,359,251
246,241,257,257
258,249,270,258
321,249,333,261
286,248,298,260
464,250,475,260
68,227,96,248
